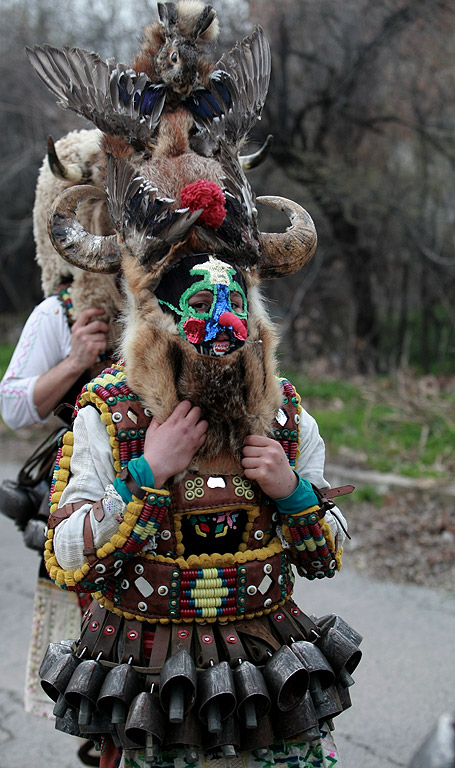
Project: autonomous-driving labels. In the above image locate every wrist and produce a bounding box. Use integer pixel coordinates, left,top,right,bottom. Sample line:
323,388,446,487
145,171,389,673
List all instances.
274,474,320,513
63,352,87,378
142,454,169,490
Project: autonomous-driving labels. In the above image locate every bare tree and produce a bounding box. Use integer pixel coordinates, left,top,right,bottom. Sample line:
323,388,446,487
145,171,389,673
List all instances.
248,0,455,373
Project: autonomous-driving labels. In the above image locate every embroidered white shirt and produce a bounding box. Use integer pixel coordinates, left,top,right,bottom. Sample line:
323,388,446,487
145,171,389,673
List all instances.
0,296,71,429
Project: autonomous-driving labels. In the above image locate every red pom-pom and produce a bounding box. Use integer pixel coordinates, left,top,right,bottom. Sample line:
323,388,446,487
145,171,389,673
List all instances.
183,317,206,343
180,180,226,229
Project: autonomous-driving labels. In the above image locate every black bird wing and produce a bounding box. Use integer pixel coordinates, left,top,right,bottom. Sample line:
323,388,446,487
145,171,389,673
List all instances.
105,154,201,263
26,45,165,144
188,26,271,152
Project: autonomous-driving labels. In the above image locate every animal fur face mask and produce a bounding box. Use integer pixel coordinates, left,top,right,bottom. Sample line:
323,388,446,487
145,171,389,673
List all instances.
155,254,248,356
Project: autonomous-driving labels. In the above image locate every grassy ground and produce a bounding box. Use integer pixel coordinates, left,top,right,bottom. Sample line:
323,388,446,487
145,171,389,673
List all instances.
0,343,14,379
285,371,455,481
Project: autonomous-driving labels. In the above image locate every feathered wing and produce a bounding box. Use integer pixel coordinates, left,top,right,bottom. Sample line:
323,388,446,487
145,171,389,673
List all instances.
26,45,165,144
187,26,271,151
185,27,271,264
105,154,202,264
216,25,271,147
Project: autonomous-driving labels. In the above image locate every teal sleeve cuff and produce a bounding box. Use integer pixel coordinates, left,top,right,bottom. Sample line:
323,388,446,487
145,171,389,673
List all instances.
113,456,156,504
274,473,319,514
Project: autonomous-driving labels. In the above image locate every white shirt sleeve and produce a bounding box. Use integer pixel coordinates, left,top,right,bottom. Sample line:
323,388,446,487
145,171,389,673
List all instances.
53,406,123,571
0,296,72,429
296,406,347,546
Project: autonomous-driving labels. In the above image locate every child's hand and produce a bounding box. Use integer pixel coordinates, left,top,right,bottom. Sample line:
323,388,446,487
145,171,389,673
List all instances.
242,435,298,499
144,401,208,488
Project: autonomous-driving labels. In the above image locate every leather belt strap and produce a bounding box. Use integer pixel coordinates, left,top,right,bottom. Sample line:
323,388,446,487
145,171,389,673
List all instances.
48,499,92,529
236,618,280,651
171,622,193,654
195,624,219,668
269,607,306,644
283,602,320,641
120,619,143,665
83,509,97,564
92,611,123,660
318,484,355,501
92,499,105,522
120,466,147,500
235,618,280,664
217,623,248,665
146,622,171,685
78,605,122,658
78,600,104,644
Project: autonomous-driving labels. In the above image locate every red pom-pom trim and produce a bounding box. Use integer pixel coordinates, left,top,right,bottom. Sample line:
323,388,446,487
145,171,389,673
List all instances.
180,180,226,229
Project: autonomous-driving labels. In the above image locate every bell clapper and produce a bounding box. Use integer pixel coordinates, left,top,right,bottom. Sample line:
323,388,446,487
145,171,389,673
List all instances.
168,679,185,723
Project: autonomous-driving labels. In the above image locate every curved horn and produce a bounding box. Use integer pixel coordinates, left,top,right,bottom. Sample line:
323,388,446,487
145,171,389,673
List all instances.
240,135,273,171
257,196,317,279
47,136,88,183
48,185,121,273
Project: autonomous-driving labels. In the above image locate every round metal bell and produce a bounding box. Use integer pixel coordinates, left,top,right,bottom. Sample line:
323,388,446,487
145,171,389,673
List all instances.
316,614,363,647
64,658,106,726
125,690,166,752
240,713,274,752
312,684,343,722
336,681,352,712
165,706,203,763
39,640,73,681
54,705,82,737
78,710,115,739
198,661,237,734
291,640,335,707
40,647,80,718
274,690,320,743
233,660,271,729
159,650,197,723
263,645,309,712
316,628,362,688
203,713,240,757
97,662,142,725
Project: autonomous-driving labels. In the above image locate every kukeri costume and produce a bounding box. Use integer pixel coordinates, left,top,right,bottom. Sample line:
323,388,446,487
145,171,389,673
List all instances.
26,3,362,767
0,131,121,730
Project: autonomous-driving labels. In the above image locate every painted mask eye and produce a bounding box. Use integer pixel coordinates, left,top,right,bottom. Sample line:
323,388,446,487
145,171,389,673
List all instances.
230,291,244,313
188,290,213,313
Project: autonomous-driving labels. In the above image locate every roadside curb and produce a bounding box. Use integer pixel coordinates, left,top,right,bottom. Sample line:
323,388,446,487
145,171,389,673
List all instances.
327,463,455,499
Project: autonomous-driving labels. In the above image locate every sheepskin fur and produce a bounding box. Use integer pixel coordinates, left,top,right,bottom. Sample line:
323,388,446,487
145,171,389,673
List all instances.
33,129,123,349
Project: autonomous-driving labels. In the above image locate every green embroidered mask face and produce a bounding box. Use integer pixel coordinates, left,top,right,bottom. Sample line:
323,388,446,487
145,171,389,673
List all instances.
156,254,248,356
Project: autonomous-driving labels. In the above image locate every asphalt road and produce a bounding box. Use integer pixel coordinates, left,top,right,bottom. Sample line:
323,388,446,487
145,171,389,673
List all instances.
0,458,454,768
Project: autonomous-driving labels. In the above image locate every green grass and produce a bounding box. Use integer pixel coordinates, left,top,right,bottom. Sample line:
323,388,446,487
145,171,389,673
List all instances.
286,372,455,480
350,485,385,507
0,344,14,378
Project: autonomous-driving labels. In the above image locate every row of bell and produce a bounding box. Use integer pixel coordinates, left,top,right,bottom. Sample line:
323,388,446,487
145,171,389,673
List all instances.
40,615,361,757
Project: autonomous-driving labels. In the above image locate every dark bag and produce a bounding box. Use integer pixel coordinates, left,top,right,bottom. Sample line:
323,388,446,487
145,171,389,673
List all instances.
0,425,65,534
